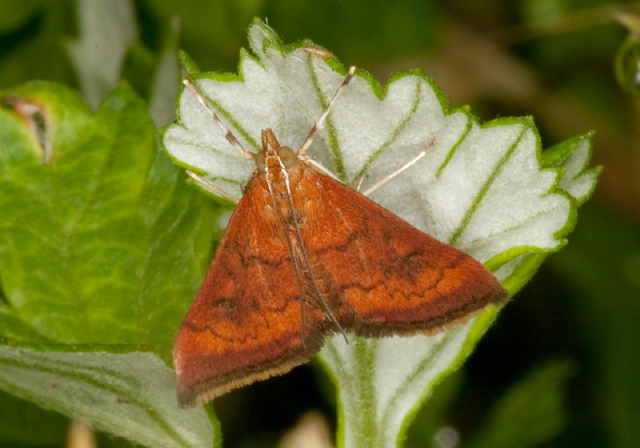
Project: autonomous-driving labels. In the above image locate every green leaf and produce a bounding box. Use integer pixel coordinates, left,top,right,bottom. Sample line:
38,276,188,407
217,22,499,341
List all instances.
162,19,598,448
614,12,640,96
543,132,601,206
0,344,213,448
0,389,68,446
403,371,463,446
0,0,43,32
550,205,640,448
0,3,76,88
467,359,574,448
0,82,215,351
0,81,220,446
142,0,261,72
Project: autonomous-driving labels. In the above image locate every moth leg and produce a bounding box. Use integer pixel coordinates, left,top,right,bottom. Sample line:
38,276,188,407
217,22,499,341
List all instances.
186,170,240,203
298,66,356,157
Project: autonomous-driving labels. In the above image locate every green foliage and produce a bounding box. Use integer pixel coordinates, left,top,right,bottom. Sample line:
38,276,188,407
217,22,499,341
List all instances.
0,0,625,447
0,81,220,446
0,83,214,350
614,12,640,96
466,359,574,448
0,389,68,447
0,345,215,448
551,206,640,448
404,360,574,448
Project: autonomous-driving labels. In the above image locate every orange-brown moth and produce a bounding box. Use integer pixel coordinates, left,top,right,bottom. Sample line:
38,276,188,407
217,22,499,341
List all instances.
173,66,509,407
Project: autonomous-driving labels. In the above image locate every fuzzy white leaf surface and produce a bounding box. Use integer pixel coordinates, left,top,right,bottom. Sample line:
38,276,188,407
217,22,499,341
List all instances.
162,19,598,448
0,346,213,448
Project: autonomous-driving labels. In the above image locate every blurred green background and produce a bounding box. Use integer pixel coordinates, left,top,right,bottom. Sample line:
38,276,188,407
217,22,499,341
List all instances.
1,0,638,447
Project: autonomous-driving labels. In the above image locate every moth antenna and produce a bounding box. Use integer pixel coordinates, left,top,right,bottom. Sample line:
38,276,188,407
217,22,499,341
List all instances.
183,79,255,160
298,66,357,157
186,170,241,203
362,139,436,197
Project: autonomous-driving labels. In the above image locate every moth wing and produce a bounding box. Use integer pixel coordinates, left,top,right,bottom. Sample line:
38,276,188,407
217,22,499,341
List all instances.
294,165,508,336
173,176,325,407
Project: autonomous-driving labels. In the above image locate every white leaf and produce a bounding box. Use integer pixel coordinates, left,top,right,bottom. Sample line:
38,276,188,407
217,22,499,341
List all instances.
67,0,137,109
0,346,213,448
162,19,598,448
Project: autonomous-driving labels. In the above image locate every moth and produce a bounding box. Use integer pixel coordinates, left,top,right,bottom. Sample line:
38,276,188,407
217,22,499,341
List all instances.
173,66,508,407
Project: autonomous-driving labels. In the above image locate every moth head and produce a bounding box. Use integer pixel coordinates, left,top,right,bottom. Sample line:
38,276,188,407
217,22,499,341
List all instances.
256,128,298,172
